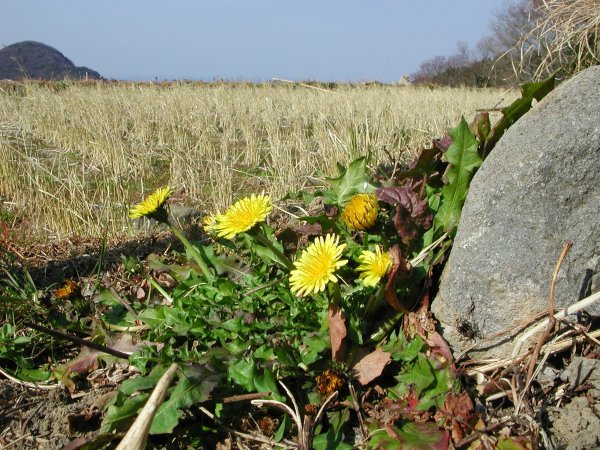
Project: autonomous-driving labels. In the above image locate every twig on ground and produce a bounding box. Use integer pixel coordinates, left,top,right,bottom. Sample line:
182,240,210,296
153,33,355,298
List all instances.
511,288,600,358
222,391,272,403
116,363,178,450
0,433,32,450
454,416,514,448
469,329,600,377
24,321,130,359
525,241,572,387
0,366,59,390
198,405,297,449
348,382,368,442
251,380,338,449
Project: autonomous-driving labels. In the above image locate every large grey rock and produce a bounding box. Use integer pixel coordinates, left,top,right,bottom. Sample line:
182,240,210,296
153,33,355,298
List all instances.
431,66,600,359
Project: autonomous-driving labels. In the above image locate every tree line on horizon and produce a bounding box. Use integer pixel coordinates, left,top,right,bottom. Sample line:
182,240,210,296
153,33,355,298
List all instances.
411,0,599,87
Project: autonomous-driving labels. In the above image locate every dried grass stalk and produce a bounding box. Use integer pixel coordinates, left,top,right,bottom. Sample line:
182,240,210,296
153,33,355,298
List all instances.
518,0,600,79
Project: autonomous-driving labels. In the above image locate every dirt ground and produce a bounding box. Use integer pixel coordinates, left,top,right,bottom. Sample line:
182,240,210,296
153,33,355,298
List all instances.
0,378,117,449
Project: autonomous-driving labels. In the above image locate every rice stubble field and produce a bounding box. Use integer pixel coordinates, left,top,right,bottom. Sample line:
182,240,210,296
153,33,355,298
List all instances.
0,81,515,241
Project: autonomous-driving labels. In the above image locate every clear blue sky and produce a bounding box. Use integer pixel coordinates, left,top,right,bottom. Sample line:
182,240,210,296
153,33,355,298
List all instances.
0,1,509,82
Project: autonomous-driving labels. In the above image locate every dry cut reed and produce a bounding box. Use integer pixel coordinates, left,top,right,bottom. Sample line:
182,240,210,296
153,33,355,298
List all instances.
0,81,515,240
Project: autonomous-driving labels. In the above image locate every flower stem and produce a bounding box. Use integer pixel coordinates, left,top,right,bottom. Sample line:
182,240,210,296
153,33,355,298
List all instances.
363,285,385,320
168,223,212,277
145,274,174,304
251,229,295,271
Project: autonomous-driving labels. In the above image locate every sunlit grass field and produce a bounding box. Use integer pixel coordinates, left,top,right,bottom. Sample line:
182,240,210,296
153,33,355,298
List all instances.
0,81,515,240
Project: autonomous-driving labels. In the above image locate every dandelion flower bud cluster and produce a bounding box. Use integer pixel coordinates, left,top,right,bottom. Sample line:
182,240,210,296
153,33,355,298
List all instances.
340,193,378,231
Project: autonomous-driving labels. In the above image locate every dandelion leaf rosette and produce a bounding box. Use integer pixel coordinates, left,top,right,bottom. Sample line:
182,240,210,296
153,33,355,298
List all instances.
325,156,374,207
434,117,481,236
150,366,219,434
483,76,555,157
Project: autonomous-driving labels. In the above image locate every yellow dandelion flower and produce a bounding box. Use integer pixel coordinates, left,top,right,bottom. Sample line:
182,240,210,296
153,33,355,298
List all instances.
202,213,217,233
213,194,273,239
55,280,79,300
340,193,378,231
129,187,171,222
289,234,348,297
316,369,345,397
356,245,392,287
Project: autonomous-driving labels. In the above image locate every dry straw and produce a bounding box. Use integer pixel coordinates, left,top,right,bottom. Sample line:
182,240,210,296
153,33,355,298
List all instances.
518,0,600,79
0,82,514,239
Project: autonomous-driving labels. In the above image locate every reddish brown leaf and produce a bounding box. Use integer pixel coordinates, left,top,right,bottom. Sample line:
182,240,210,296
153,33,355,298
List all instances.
376,187,433,245
60,347,99,392
352,348,391,385
438,392,474,443
384,246,413,313
157,272,176,288
396,146,443,185
65,348,99,376
110,334,158,355
426,331,454,366
64,434,121,450
403,296,436,340
436,134,453,151
291,223,322,236
328,303,347,362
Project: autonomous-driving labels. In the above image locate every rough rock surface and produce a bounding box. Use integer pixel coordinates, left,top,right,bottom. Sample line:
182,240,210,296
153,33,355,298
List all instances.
431,66,600,359
548,397,600,450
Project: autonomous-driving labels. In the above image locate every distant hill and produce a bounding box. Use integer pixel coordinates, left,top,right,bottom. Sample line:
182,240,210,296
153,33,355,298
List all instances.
0,41,102,80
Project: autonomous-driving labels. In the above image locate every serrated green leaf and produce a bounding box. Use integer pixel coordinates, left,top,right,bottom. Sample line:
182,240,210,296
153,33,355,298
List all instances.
150,366,219,434
228,357,256,391
146,253,193,280
253,367,284,402
483,76,555,157
395,354,435,396
367,421,449,449
100,392,150,433
325,156,372,206
367,427,403,450
383,332,426,363
94,287,121,307
313,427,354,450
416,365,454,411
16,367,52,382
274,413,291,442
300,332,330,366
120,365,168,395
434,117,481,235
282,189,322,205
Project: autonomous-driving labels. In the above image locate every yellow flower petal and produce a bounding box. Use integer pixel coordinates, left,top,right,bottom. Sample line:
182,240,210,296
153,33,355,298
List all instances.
129,187,171,222
202,213,218,233
213,194,273,239
289,234,348,297
356,245,392,287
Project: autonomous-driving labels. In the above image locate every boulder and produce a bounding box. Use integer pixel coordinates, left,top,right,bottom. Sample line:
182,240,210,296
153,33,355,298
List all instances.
431,66,600,360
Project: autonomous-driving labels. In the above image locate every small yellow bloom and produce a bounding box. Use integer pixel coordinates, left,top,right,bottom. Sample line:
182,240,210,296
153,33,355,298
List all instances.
316,369,345,397
289,234,348,297
55,280,79,300
202,213,217,233
213,194,272,239
340,193,378,231
129,187,171,222
356,245,392,287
